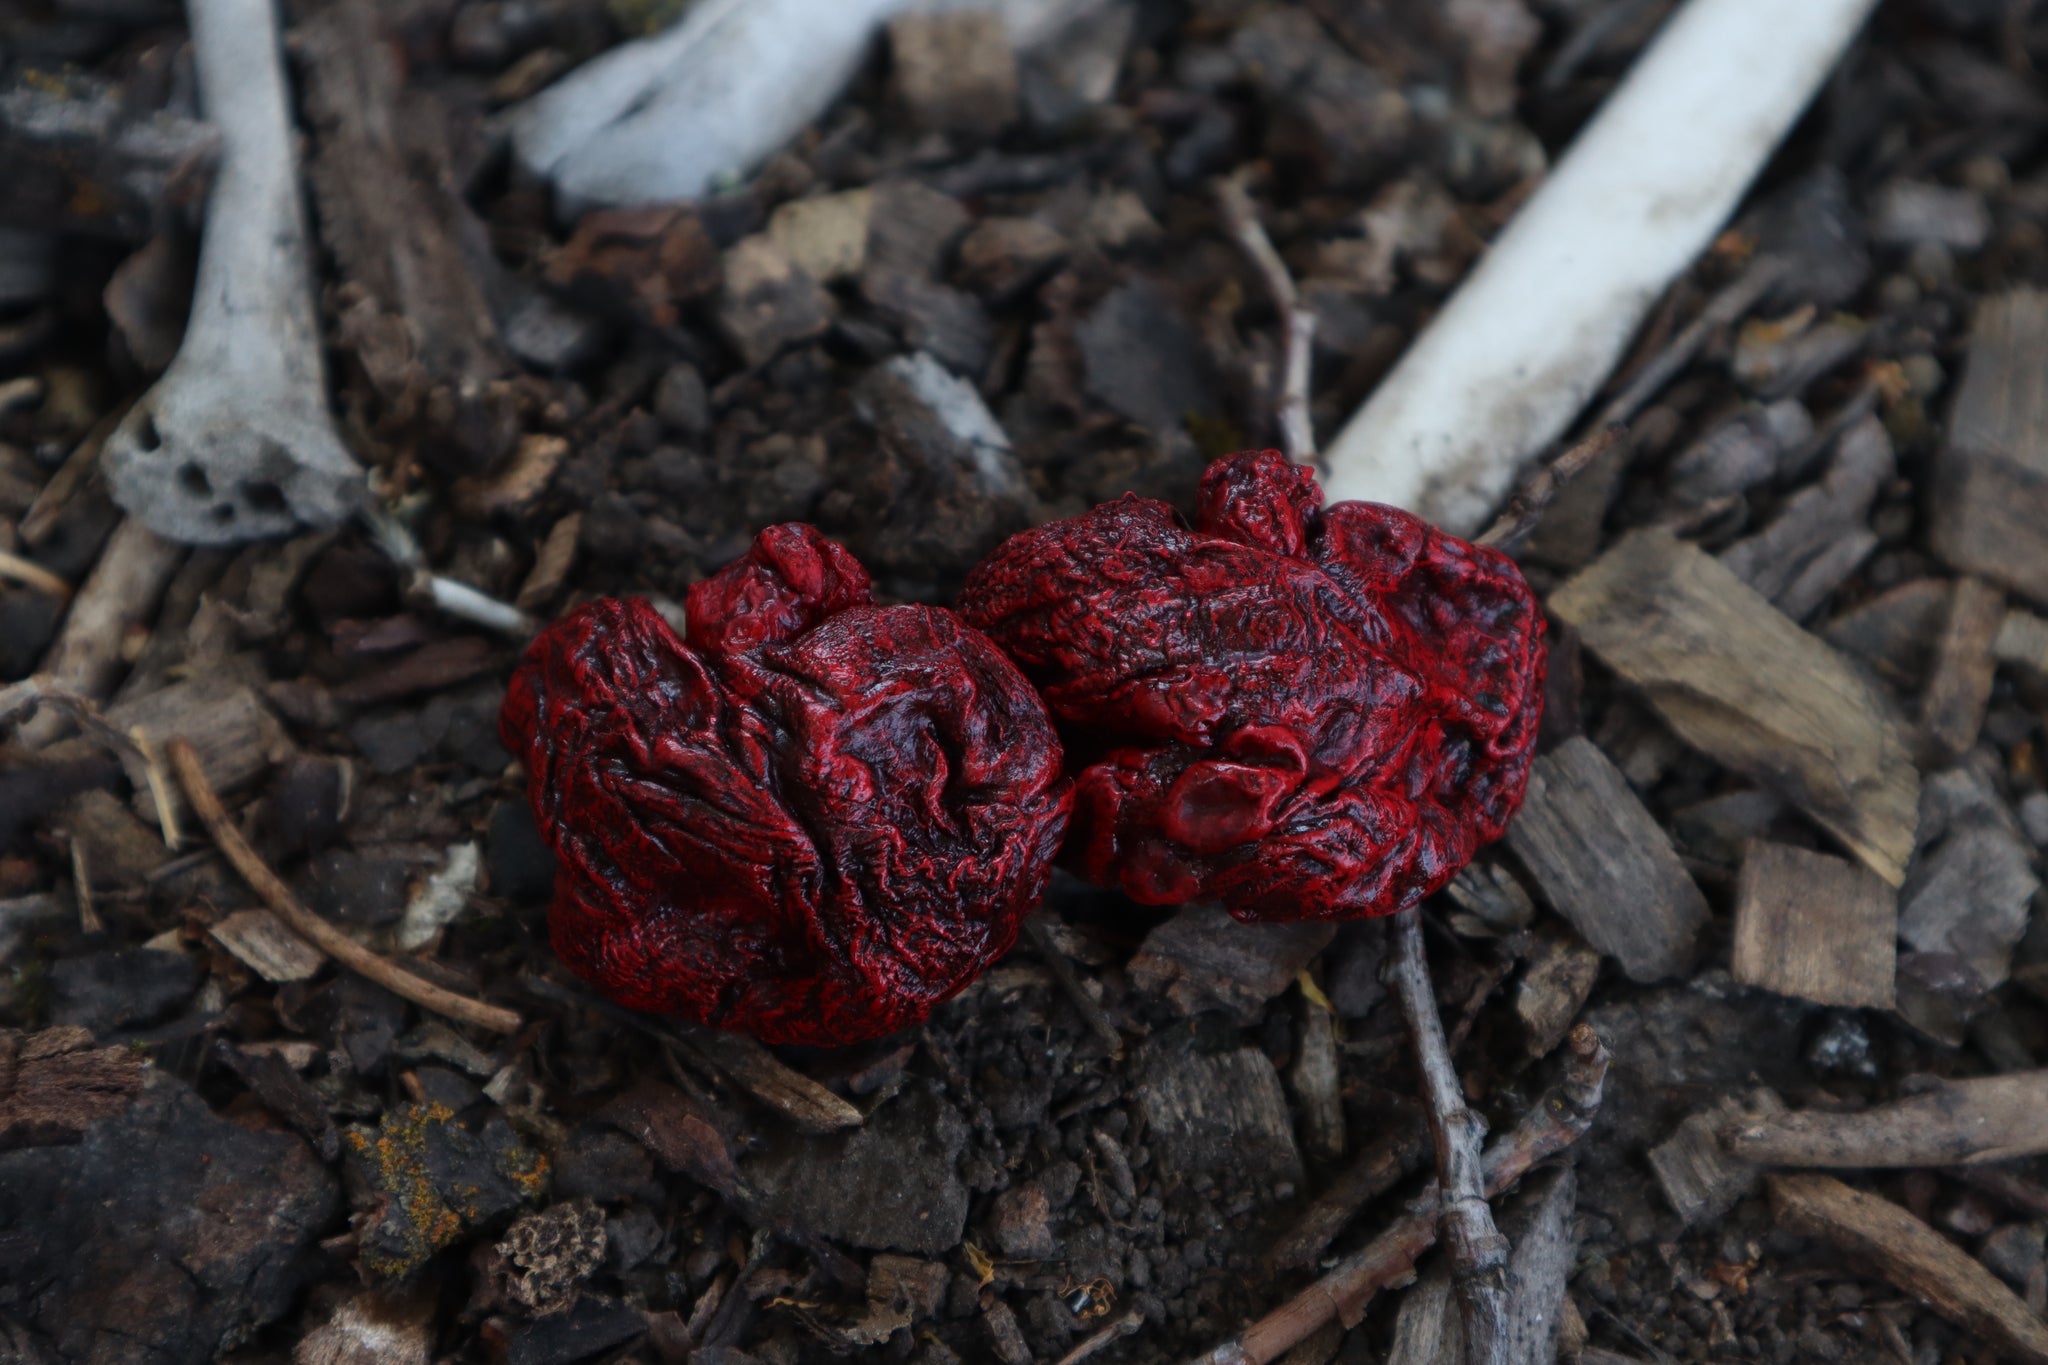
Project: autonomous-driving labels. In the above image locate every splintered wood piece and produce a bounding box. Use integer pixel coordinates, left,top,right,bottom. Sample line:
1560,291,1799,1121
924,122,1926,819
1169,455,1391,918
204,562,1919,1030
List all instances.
0,1025,146,1146
1128,903,1336,1021
16,520,185,749
1770,1174,2048,1364
1731,840,1896,1009
1513,925,1603,1058
210,907,323,983
1719,414,1892,621
1932,289,2048,604
1823,578,1952,690
105,680,288,827
1731,1071,2048,1167
1505,736,1709,982
1920,576,2005,763
668,1023,865,1134
1137,1047,1305,1188
1650,1089,1785,1227
1550,528,1920,885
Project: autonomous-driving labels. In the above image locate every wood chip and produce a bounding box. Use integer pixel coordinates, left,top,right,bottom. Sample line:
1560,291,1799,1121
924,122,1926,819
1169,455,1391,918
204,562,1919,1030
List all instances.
1650,1089,1785,1227
669,1023,863,1134
0,1025,146,1146
767,189,874,285
1719,414,1892,620
1900,809,2037,989
452,434,569,517
1731,840,1896,1009
1731,1071,2048,1167
1128,903,1336,1020
1505,735,1709,982
1513,923,1603,1057
17,519,184,749
1932,288,2048,603
1287,988,1344,1162
1550,527,1920,885
1137,1046,1304,1188
210,907,324,983
1770,1173,2048,1365
1919,576,2005,763
515,512,581,613
1822,578,1952,691
105,680,288,827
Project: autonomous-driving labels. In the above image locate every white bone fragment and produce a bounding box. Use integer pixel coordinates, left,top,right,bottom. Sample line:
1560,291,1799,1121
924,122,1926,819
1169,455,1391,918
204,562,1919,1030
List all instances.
508,0,1104,214
1320,0,1882,535
102,0,365,544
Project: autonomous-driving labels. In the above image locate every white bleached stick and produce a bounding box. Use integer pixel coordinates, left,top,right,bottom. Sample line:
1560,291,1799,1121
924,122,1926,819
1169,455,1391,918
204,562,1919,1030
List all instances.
509,0,1106,214
1320,0,1881,535
101,0,365,544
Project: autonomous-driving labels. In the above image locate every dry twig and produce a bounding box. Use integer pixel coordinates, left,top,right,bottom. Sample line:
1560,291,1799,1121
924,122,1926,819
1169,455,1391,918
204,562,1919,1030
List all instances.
1022,915,1124,1057
1388,907,1510,1365
1772,1174,2048,1364
1476,424,1628,553
0,548,73,602
1729,1071,2048,1167
170,737,521,1033
1185,1024,1611,1365
1214,171,1318,470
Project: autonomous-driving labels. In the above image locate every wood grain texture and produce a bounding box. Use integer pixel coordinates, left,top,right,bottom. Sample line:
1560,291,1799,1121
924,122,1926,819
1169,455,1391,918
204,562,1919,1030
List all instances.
1506,736,1709,982
1731,840,1896,1008
1550,527,1919,885
1734,1072,2048,1167
1771,1174,2048,1364
1932,288,2048,603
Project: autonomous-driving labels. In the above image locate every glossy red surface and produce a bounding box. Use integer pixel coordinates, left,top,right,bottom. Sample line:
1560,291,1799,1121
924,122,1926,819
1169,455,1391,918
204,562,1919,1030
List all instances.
502,524,1073,1046
957,450,1546,922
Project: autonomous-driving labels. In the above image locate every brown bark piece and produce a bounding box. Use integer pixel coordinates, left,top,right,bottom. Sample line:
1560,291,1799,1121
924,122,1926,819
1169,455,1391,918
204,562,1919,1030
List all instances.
1505,736,1709,982
1919,576,2005,763
888,11,1020,140
1128,903,1336,1020
1731,840,1896,1009
210,908,323,983
1137,1046,1305,1188
1719,414,1893,621
1771,1173,2048,1365
1550,527,1920,885
299,0,518,472
1649,1089,1785,1227
0,1025,145,1148
1932,289,2048,604
716,235,835,368
1822,578,1952,691
1732,1071,2048,1167
107,679,289,826
1512,924,1603,1058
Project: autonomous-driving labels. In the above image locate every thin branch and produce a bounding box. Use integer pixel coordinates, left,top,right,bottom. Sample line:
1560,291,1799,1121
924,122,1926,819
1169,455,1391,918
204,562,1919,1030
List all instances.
0,548,74,602
170,737,522,1033
1183,1024,1611,1365
1215,171,1319,468
1022,915,1124,1057
1596,253,1786,429
1475,423,1628,553
1388,906,1510,1365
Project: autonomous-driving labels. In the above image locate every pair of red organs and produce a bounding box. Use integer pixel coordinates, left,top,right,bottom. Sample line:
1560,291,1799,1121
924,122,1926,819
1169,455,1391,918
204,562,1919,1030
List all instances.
503,450,1546,1046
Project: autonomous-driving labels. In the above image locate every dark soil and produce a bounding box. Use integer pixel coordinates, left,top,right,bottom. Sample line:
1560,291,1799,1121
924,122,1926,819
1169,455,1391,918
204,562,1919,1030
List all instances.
3,1,2048,1363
